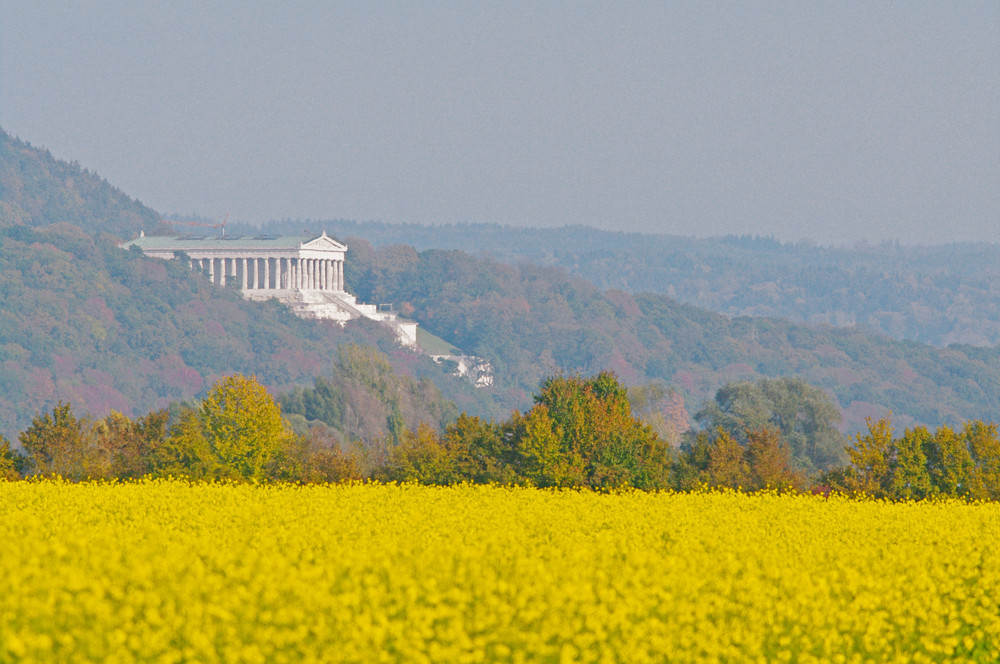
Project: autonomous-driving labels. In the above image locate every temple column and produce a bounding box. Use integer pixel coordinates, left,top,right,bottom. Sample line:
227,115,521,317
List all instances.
208,258,215,283
338,261,344,291
263,258,270,289
251,258,258,289
322,260,329,290
241,258,248,289
310,259,317,289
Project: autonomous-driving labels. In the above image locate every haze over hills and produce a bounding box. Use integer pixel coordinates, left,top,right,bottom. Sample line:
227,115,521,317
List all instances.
4,128,1000,442
245,219,1000,349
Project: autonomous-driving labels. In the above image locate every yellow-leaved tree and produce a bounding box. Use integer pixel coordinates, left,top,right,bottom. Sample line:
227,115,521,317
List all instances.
199,374,295,481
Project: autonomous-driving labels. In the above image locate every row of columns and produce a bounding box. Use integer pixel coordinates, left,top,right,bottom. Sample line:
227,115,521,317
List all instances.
191,256,344,292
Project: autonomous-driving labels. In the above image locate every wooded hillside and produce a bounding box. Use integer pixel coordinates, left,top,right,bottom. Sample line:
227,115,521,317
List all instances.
0,128,164,238
344,239,1000,434
5,128,1000,443
265,219,1000,348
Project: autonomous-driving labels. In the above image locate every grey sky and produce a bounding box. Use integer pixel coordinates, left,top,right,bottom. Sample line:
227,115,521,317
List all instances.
1,2,997,245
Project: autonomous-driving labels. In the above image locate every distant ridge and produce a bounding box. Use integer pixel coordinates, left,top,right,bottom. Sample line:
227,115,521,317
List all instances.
252,217,1000,349
0,128,164,238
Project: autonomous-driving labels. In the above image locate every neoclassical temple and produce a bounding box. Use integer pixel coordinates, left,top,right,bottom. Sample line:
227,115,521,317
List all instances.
124,232,417,346
124,232,348,293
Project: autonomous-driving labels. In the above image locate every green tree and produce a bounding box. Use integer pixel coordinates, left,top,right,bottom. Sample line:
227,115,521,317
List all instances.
842,417,895,497
696,377,846,474
965,421,1000,501
504,372,672,490
200,374,295,480
442,413,514,484
152,408,218,480
671,433,712,491
926,425,973,498
891,427,934,500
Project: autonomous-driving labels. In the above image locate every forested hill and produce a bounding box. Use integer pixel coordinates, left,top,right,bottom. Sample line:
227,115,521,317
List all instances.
254,219,1000,348
0,132,488,441
4,127,1000,443
345,239,1000,434
0,223,408,438
0,129,164,238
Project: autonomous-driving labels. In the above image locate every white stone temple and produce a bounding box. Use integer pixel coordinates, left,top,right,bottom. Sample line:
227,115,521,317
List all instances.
123,232,418,347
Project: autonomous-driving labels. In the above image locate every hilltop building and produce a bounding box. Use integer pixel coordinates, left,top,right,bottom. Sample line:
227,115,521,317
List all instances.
123,232,417,347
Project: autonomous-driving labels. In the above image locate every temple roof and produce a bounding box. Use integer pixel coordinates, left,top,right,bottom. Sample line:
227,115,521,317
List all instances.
123,232,347,252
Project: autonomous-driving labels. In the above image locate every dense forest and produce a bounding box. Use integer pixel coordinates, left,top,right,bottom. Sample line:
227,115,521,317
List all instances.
250,218,1000,348
341,238,1000,433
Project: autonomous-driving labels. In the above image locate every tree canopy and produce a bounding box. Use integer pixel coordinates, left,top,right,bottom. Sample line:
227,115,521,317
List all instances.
695,377,847,473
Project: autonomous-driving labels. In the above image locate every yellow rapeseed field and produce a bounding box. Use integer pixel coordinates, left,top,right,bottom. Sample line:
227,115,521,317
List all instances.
1,481,999,663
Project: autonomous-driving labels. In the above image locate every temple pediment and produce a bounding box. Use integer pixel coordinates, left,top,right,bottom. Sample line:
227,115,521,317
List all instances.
300,232,347,252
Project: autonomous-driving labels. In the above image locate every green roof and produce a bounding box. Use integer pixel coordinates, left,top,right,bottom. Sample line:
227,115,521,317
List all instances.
123,235,319,251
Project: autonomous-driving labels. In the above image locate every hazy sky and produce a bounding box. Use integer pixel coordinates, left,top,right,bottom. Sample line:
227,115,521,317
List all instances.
1,2,997,244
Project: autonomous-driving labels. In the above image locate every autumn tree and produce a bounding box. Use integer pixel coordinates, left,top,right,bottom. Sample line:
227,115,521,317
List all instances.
745,427,802,491
673,426,799,492
377,423,459,485
502,372,673,489
200,374,296,480
0,435,23,480
94,409,169,479
18,402,97,479
153,408,219,480
706,428,749,489
891,426,934,500
841,417,895,497
440,414,513,484
965,421,1000,501
696,377,846,474
628,382,690,447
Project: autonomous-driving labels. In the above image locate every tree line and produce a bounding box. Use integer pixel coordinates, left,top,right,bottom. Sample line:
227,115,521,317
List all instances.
5,366,1000,502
